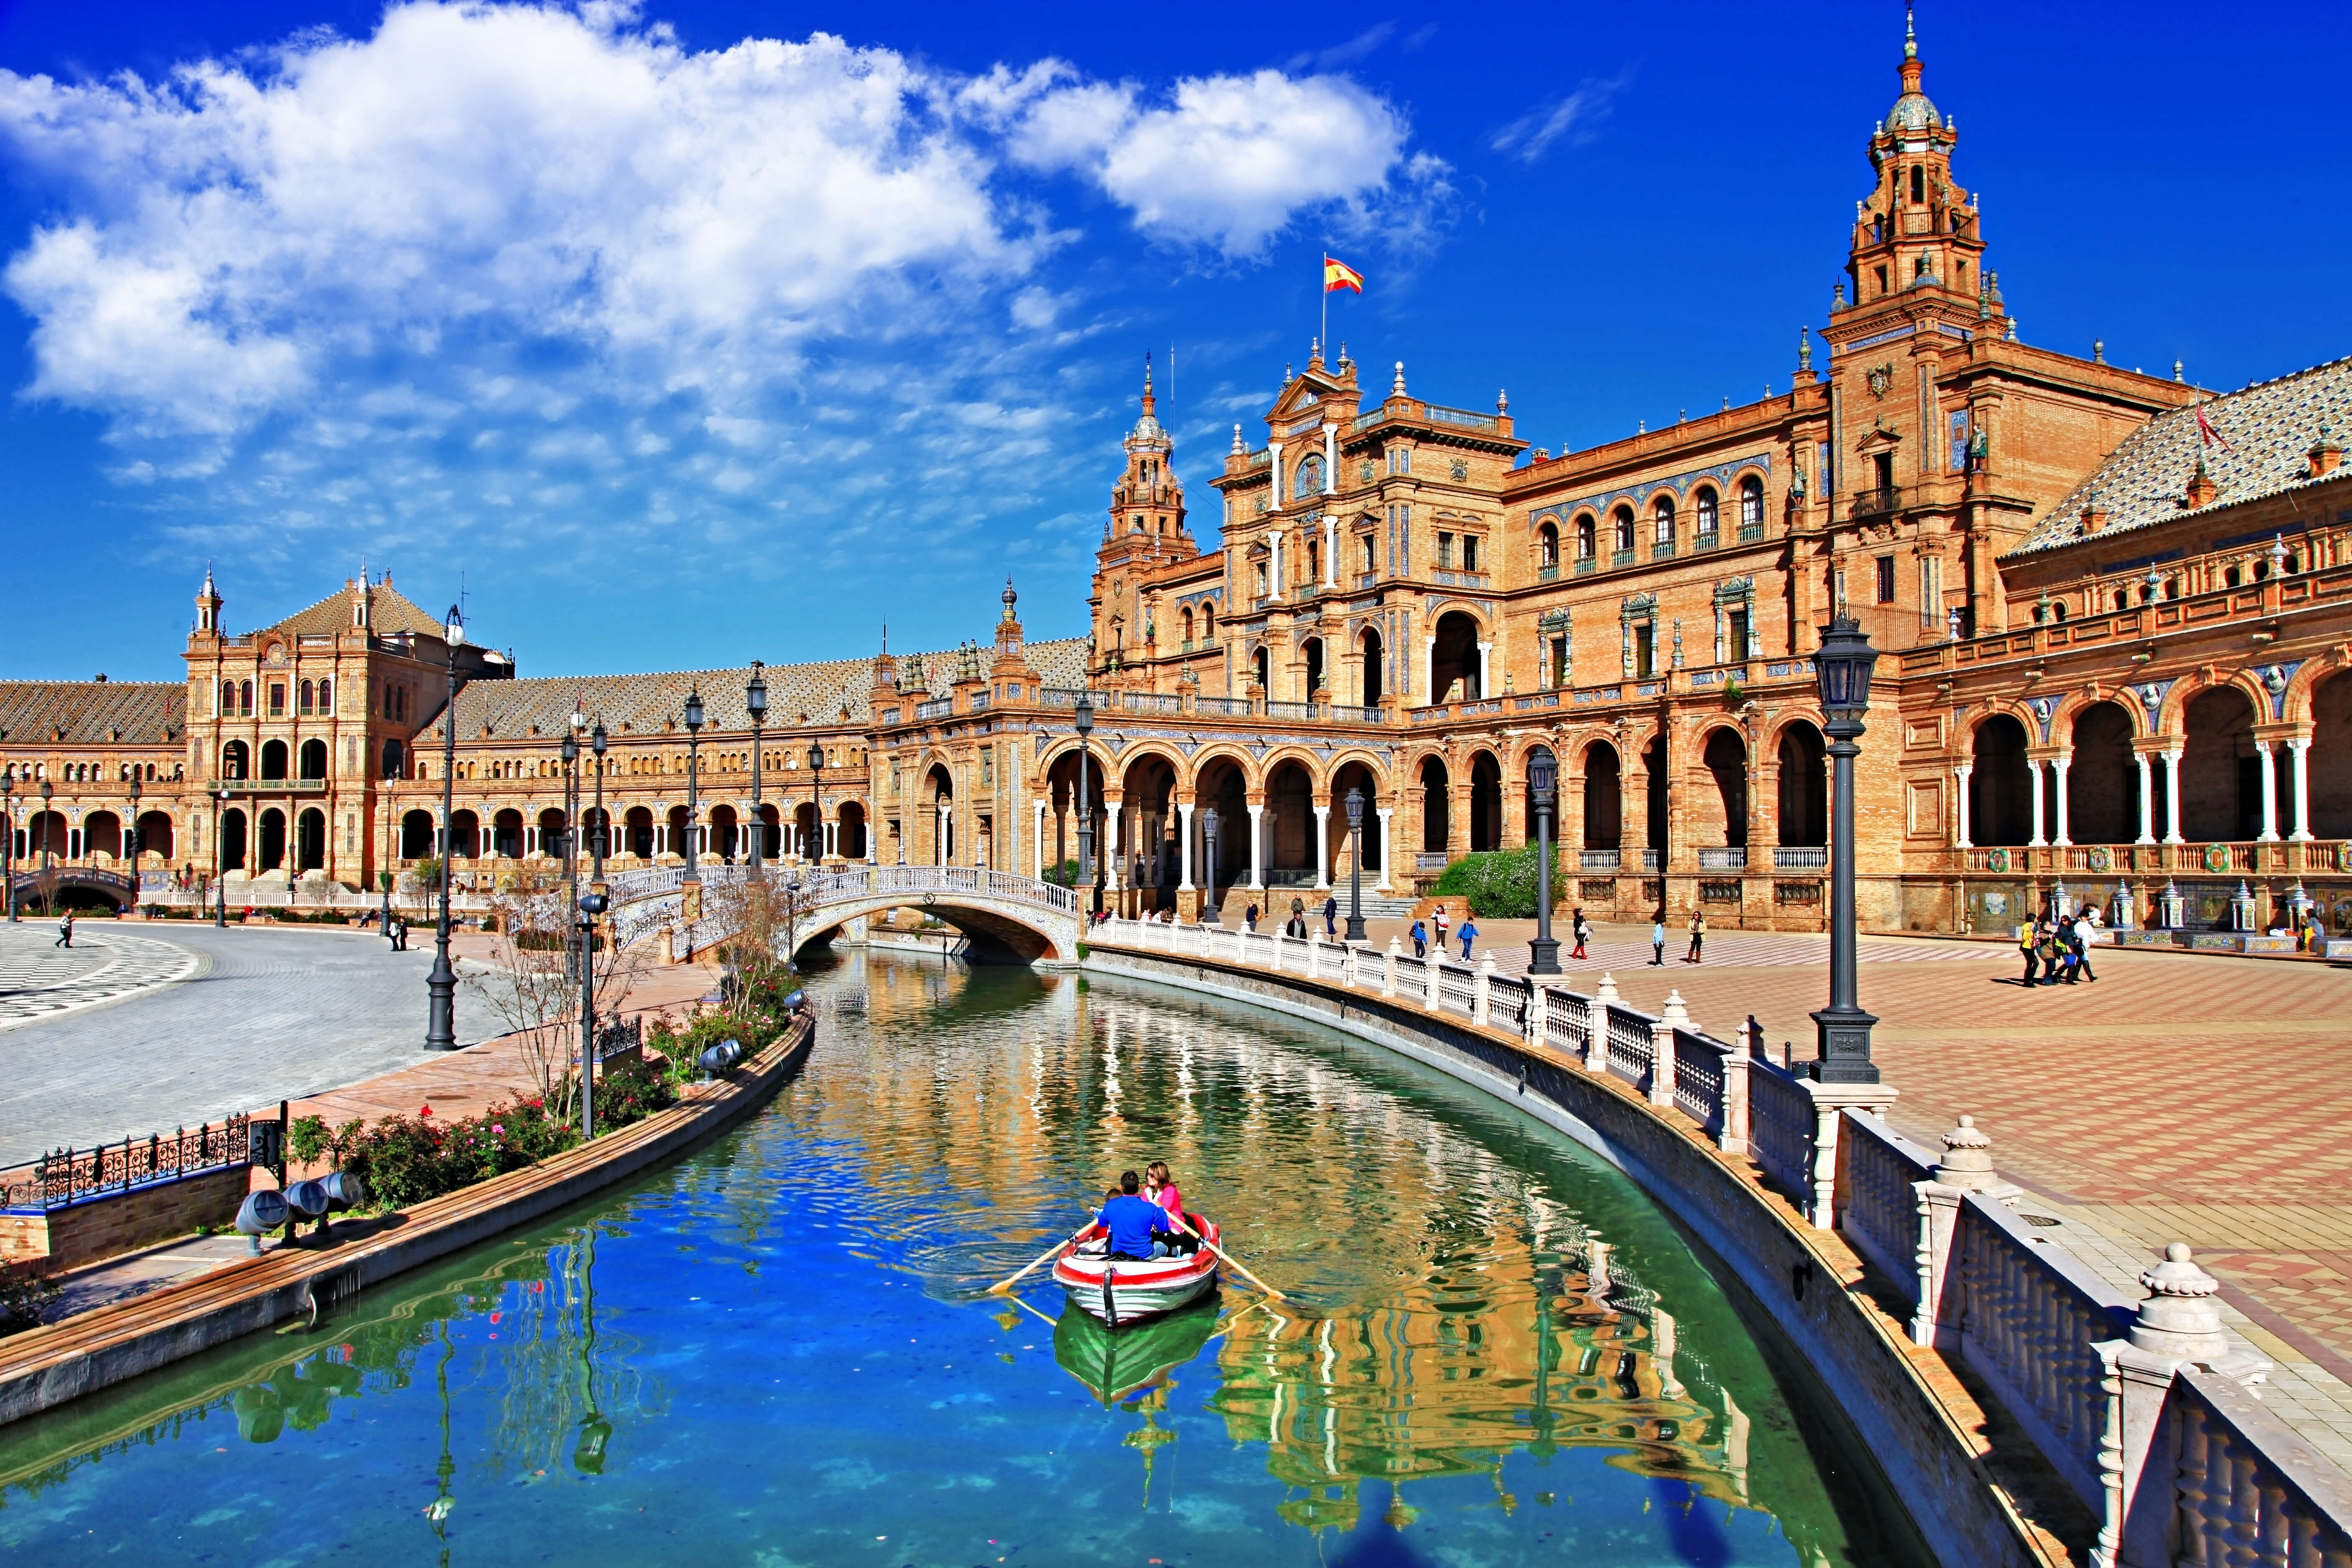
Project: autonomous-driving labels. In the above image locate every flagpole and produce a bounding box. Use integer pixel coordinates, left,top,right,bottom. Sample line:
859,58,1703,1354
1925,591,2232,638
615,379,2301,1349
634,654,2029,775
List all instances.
1319,254,1327,361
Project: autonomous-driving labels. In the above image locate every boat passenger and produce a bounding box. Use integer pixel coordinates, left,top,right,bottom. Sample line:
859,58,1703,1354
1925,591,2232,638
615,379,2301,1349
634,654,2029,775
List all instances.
1145,1162,1199,1254
1097,1170,1179,1261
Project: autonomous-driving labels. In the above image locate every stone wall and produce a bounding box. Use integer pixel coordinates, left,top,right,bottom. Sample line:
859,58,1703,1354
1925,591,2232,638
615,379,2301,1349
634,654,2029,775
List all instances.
1,1166,250,1274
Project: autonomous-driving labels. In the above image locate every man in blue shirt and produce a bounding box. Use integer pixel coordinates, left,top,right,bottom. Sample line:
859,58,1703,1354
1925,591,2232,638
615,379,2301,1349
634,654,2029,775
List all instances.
1098,1170,1179,1260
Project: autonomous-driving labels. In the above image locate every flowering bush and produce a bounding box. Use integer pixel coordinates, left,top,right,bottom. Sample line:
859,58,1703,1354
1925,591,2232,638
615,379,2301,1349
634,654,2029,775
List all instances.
338,1096,580,1210
1432,841,1563,919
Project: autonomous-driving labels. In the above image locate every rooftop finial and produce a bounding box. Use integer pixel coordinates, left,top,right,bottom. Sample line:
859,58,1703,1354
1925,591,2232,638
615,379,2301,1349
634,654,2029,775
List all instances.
1904,0,1917,59
1230,422,1245,454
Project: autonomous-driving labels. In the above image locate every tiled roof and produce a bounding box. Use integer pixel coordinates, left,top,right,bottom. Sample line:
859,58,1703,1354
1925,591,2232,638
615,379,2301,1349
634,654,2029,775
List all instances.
273,576,448,638
446,636,1088,739
2010,354,2352,556
0,681,186,748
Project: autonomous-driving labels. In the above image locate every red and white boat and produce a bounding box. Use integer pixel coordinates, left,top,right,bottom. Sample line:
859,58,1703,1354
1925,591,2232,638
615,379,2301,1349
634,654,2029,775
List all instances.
1052,1217,1221,1327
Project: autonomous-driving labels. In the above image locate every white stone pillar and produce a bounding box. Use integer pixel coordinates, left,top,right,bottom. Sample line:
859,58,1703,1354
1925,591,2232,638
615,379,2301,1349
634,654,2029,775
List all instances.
1323,515,1337,588
1269,441,1284,511
2289,738,2313,841
2254,739,2279,841
937,803,949,865
2162,749,2184,843
1033,799,1047,877
1177,802,1195,889
1953,763,1973,848
1375,807,1394,891
2027,759,2047,847
1246,802,1264,889
1270,531,1284,601
2134,753,2156,844
1322,423,1336,494
1422,635,1436,704
2052,753,2073,847
1476,641,1492,699
1313,805,1331,890
1104,802,1124,890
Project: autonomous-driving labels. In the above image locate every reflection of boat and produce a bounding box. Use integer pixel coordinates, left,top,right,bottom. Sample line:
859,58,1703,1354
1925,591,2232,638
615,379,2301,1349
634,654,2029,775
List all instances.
1052,1295,1220,1405
1050,1217,1222,1326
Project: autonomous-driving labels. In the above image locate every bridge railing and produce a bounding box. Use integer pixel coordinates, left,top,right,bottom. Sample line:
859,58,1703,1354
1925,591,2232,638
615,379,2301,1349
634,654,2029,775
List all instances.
666,864,1080,958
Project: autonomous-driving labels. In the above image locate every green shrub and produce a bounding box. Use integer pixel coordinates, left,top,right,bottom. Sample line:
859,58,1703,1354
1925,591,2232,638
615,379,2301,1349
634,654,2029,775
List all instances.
338,1097,580,1210
589,1057,678,1130
0,1256,59,1336
1431,841,1563,919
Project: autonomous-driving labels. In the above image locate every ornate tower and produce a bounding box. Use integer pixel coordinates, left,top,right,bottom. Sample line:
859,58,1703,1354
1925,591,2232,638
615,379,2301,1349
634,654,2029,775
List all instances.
195,566,222,635
1839,6,1987,324
1092,356,1192,662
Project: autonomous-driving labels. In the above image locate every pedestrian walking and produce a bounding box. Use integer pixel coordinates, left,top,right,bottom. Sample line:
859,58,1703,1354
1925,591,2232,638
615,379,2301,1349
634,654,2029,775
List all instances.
1649,915,1665,966
1410,919,1427,958
1685,910,1705,963
55,909,74,949
1457,916,1478,960
2018,919,2043,987
1570,908,1589,962
1244,900,1259,933
2064,913,2095,983
1432,904,1449,953
391,916,409,952
1322,893,1338,937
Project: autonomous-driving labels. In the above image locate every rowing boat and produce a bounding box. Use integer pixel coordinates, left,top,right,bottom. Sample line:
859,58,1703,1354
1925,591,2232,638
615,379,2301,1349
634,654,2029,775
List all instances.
1051,1295,1220,1404
1050,1216,1221,1327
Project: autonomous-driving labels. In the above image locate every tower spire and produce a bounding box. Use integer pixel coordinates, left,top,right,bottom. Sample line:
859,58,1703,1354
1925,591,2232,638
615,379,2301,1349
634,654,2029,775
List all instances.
1904,0,1917,60
1141,351,1155,417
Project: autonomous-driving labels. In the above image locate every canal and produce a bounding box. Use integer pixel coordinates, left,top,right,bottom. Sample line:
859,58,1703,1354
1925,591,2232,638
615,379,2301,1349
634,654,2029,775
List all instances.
0,952,1924,1565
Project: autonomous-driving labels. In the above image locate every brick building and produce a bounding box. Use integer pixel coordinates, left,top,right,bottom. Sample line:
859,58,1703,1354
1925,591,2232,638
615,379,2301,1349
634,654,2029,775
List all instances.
3,19,2348,936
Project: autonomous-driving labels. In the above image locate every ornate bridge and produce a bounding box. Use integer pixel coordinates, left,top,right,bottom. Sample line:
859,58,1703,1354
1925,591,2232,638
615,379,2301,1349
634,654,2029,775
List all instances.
9,867,138,910
604,863,1083,967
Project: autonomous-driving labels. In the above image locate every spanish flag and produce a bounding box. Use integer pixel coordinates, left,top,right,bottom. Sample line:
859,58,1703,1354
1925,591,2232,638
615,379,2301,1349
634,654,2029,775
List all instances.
1323,255,1364,294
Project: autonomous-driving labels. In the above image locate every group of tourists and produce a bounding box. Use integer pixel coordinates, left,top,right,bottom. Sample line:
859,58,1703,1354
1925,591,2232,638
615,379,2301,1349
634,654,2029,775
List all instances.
2018,911,2099,987
1091,1161,1197,1261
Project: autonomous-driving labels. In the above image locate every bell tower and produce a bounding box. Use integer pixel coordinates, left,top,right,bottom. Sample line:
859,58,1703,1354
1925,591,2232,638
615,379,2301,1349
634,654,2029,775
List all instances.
195,565,222,636
1091,355,1193,660
1839,5,1987,327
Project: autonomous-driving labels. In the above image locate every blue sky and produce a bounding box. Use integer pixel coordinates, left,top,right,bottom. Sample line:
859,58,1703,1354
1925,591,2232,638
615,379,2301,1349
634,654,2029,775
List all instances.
0,0,2344,682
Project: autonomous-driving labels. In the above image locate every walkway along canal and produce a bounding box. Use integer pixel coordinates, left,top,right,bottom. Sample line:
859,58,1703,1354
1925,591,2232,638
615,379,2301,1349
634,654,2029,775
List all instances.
0,951,1923,1565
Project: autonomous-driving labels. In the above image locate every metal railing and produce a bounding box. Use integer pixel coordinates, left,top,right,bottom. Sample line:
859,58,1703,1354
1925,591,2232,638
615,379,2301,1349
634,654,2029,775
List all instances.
1578,848,1621,871
1697,846,1748,870
1773,846,1829,869
2,1117,254,1211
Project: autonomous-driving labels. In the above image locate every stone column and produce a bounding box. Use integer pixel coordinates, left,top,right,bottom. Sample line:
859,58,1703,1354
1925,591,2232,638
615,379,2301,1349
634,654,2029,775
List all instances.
1033,799,1047,877
2162,749,2183,844
1448,781,1471,860
1375,807,1393,891
936,802,949,866
1246,801,1264,889
1104,801,1124,890
1422,634,1436,705
2254,739,2279,842
2052,753,2073,847
1269,440,1284,511
1313,804,1331,889
2027,758,2047,847
1911,1114,2020,1349
1953,763,1973,848
1475,641,1492,699
1322,422,1336,495
1177,802,1195,890
2134,753,2155,844
2288,737,2312,842
1322,516,1337,588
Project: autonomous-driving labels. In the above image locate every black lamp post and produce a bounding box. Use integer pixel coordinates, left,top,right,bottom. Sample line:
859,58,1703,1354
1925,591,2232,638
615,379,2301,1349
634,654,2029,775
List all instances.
682,689,704,880
214,787,230,926
805,740,825,862
1201,806,1219,924
1808,614,1881,1083
1073,693,1096,914
1343,787,1367,941
1528,745,1562,974
38,779,53,915
590,720,608,885
746,663,767,869
425,603,464,1053
560,727,579,887
126,774,142,904
578,890,606,1138
2,765,15,921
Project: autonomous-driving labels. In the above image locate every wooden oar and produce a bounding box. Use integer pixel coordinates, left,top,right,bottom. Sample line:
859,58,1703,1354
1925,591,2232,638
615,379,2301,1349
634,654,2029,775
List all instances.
1164,1210,1286,1301
987,1220,1096,1295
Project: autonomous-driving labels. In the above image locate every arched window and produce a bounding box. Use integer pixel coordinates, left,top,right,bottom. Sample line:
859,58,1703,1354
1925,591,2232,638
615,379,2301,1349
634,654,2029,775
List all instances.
220,681,235,715
2223,565,2241,589
1739,475,1764,533
299,738,328,780
1538,521,1560,567
1576,513,1596,560
1653,496,1676,545
222,740,250,780
317,676,331,713
1180,607,1195,643
1200,603,1215,641
381,739,405,779
299,680,315,714
1693,487,1719,537
1612,505,1635,554
239,680,253,714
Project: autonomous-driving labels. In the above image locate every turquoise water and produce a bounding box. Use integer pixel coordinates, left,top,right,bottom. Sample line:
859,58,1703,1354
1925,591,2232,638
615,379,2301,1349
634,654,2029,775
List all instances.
0,952,1923,1565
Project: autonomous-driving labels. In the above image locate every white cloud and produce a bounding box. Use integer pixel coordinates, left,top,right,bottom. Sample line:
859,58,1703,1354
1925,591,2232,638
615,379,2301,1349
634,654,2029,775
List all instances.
1490,73,1630,165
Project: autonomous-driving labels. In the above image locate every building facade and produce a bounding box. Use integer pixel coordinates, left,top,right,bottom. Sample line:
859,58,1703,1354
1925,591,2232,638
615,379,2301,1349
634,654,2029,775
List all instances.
4,24,2349,936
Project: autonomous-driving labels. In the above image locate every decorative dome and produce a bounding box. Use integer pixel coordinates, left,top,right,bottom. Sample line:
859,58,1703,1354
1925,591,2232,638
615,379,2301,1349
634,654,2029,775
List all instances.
1130,410,1166,443
1885,91,1940,134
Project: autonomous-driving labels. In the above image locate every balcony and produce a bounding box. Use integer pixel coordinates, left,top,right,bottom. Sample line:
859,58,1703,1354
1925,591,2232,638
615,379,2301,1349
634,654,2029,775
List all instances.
207,778,329,796
1574,556,1597,576
1773,845,1828,869
1538,563,1560,581
1737,521,1766,544
1578,848,1621,871
1692,529,1719,553
1651,538,1676,561
1697,846,1748,870
1611,549,1635,569
912,699,953,721
1850,485,1903,517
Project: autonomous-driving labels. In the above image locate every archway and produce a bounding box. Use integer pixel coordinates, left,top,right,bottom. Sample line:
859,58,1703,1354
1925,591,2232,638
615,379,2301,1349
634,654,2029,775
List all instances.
2312,671,2352,838
260,740,289,781
2181,687,2259,841
2067,701,2138,845
1701,729,1749,848
1359,627,1384,707
666,805,694,862
793,801,820,859
258,808,287,872
222,740,250,780
1192,755,1250,901
837,802,867,861
1121,752,1180,908
1329,760,1382,883
536,807,568,860
297,808,326,872
83,811,122,861
625,805,655,859
488,808,520,858
137,810,174,862
708,803,738,863
926,763,958,867
1265,759,1315,885
752,803,780,861
299,738,328,780
1642,735,1669,859
1468,750,1502,851
1778,722,1829,846
449,810,481,860
1582,741,1622,850
1302,638,1326,699
222,808,250,871
380,739,405,780
1430,611,1483,703
1419,756,1451,852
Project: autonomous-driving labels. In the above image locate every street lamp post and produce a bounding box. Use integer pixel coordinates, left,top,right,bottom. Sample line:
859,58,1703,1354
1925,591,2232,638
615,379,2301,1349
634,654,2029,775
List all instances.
424,603,464,1053
126,774,142,908
745,663,767,869
682,689,704,882
578,891,606,1139
560,728,579,889
214,789,230,926
1201,807,1219,925
1343,787,1367,942
3,766,17,921
38,779,53,916
590,721,608,887
1073,693,1096,915
806,741,825,863
1527,745,1561,975
1808,614,1881,1083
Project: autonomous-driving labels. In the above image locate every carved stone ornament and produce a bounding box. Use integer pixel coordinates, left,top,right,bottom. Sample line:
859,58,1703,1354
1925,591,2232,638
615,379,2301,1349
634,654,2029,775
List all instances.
1449,459,1469,481
1866,363,1894,399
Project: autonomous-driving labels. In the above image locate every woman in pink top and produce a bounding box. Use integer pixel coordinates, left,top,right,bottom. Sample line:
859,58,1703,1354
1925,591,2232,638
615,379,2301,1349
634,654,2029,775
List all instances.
1145,1161,1193,1248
